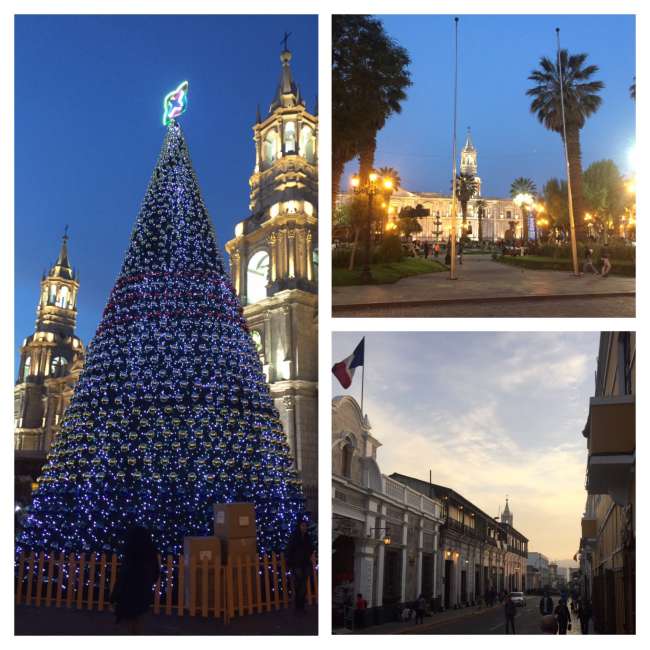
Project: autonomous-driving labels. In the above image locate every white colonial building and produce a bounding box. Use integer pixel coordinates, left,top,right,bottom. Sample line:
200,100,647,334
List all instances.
332,396,445,622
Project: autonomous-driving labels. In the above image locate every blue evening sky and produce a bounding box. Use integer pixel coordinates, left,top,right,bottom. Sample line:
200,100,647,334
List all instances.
341,14,635,198
15,14,317,372
332,332,599,562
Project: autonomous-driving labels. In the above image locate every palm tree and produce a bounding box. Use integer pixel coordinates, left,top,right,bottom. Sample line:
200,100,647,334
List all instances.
475,199,487,243
332,15,411,199
510,177,537,242
453,174,479,235
378,167,402,192
630,77,636,101
527,49,604,240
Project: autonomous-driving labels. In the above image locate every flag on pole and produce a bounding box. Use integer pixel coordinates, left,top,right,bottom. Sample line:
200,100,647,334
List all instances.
332,338,365,389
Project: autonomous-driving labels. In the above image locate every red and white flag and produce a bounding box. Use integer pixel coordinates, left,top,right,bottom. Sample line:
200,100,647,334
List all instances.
332,338,365,389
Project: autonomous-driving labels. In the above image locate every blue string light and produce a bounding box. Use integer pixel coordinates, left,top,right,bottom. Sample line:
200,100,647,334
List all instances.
17,120,304,558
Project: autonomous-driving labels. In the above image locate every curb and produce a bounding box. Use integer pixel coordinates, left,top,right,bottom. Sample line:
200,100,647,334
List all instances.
332,291,636,314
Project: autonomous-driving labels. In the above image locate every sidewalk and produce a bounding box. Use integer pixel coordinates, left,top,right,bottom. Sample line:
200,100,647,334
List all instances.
335,603,501,635
15,603,317,635
332,255,635,313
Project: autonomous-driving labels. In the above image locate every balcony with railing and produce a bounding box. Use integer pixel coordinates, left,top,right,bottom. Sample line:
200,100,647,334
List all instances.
381,475,444,522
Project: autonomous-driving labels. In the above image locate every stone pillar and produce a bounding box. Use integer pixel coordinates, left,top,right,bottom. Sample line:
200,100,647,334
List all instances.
287,228,296,279
268,233,278,283
416,518,424,599
231,250,241,297
432,529,439,599
375,504,387,606
355,540,376,607
282,394,298,470
306,231,313,282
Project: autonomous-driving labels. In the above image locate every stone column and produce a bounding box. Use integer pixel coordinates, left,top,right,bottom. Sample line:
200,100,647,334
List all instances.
306,231,313,282
231,250,241,297
287,228,296,279
432,528,439,599
375,504,387,606
355,540,376,607
282,395,298,471
416,518,424,598
400,512,408,603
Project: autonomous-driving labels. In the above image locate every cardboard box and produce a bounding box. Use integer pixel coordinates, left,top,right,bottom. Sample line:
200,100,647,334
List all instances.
213,502,257,539
223,536,258,564
183,536,222,612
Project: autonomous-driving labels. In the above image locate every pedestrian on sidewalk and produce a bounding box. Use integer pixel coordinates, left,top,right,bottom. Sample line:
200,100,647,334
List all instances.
577,599,592,634
554,598,571,635
415,593,426,624
109,525,160,635
540,614,558,634
600,245,612,277
434,242,441,258
354,593,367,629
583,247,599,275
539,591,554,616
504,593,517,634
286,517,315,613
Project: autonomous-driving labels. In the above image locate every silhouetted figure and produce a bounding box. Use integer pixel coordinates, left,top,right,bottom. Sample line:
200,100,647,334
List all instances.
504,593,517,634
555,599,571,634
578,599,592,634
110,526,160,634
286,519,315,612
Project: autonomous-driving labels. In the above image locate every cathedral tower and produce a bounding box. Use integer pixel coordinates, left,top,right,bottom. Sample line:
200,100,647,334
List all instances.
225,43,318,516
501,497,513,527
15,233,85,457
460,127,481,196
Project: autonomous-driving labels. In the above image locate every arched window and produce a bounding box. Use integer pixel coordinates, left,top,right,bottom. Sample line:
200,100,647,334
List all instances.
300,125,315,163
284,122,296,154
23,356,32,381
57,285,69,308
51,356,69,376
49,284,57,305
341,436,355,479
262,131,278,167
247,251,270,304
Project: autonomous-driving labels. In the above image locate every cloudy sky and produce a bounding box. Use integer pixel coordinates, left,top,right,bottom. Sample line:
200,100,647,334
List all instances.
332,332,600,564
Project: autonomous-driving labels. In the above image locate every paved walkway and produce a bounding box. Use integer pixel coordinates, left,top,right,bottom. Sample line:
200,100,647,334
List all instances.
332,255,635,317
15,603,317,635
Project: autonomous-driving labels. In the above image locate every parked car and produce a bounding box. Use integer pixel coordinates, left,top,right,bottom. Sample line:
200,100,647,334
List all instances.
510,592,526,607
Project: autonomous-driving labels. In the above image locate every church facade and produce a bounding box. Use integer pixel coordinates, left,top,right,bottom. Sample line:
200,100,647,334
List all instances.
14,234,85,504
339,130,525,242
225,45,318,517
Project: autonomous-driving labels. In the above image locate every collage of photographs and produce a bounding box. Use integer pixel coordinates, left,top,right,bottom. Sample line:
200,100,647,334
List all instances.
5,0,640,642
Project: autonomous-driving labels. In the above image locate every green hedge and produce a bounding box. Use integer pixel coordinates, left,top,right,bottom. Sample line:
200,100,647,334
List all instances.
496,255,635,277
532,242,635,262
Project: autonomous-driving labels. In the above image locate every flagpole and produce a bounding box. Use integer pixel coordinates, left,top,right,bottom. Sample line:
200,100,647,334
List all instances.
360,362,365,418
556,28,579,276
448,17,459,281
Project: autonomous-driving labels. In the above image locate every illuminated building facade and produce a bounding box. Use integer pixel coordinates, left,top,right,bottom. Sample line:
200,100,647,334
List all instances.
225,45,318,516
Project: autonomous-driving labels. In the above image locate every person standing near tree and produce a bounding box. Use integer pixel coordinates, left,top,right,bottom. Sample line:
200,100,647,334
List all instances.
110,526,160,635
286,518,316,613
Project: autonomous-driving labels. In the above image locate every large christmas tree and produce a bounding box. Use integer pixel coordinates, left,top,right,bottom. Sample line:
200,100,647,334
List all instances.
18,111,304,556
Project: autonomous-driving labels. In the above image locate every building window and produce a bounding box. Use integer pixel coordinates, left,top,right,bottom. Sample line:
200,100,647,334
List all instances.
262,131,279,167
51,356,69,376
299,124,316,163
284,121,296,154
23,357,31,381
57,285,69,308
246,251,270,304
49,284,57,305
342,438,354,479
251,330,264,361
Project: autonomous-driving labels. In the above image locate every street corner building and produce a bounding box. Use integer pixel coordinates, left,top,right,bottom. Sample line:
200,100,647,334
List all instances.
331,396,528,631
578,332,635,634
225,45,318,517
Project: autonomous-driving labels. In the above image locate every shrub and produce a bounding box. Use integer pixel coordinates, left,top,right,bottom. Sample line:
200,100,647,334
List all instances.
536,242,635,261
374,234,403,264
332,247,352,269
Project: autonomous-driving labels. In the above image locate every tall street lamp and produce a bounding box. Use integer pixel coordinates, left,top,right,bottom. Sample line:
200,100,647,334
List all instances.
351,171,393,283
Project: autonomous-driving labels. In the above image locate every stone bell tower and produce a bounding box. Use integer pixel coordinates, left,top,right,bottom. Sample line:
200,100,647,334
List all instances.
225,42,318,517
15,232,85,505
460,127,481,196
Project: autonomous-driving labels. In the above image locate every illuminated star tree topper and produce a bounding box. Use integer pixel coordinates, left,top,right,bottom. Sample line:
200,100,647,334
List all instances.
162,80,189,126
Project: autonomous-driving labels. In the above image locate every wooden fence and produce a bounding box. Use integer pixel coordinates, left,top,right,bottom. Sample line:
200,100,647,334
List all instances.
15,550,317,623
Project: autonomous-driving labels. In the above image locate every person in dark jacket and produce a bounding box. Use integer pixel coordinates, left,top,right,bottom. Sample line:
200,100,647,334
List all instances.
504,593,517,634
110,525,160,634
286,519,315,612
554,598,571,634
539,592,554,616
415,593,426,624
578,599,592,634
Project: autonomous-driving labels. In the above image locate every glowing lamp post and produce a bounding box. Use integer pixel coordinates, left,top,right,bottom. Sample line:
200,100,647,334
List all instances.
350,171,394,283
513,193,534,244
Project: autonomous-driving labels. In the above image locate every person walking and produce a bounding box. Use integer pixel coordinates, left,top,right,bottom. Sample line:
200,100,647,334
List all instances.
458,240,464,265
109,525,160,635
504,593,517,634
554,598,571,634
539,591,554,616
434,242,441,258
415,593,426,624
583,247,599,275
354,593,367,629
600,245,612,277
578,599,592,634
286,518,316,613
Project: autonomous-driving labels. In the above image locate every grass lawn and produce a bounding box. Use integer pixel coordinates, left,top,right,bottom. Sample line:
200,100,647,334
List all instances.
495,255,635,277
333,257,447,286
